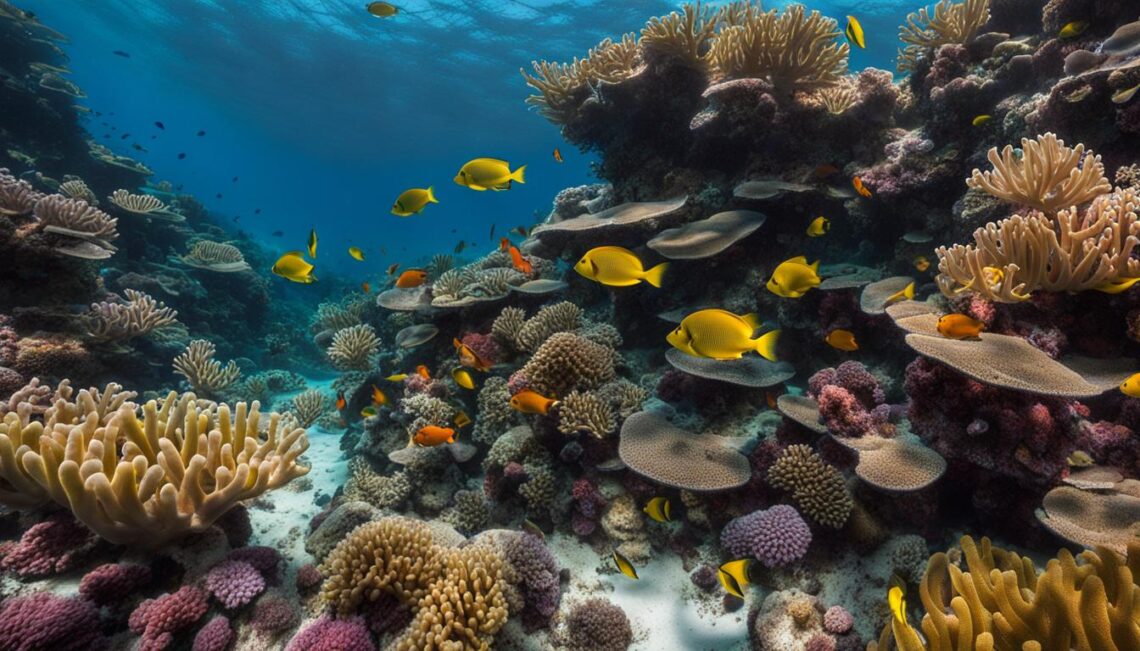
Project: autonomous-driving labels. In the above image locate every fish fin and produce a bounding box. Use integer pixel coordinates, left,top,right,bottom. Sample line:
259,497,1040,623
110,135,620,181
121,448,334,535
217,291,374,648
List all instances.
511,165,526,184
809,259,820,272
904,281,915,300
643,262,669,288
788,255,809,265
426,186,438,203
754,329,781,362
740,313,763,333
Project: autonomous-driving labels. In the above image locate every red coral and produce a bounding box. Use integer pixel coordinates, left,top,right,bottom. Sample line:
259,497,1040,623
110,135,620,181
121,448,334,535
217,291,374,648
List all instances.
0,592,108,651
129,586,210,651
0,514,97,579
80,562,152,606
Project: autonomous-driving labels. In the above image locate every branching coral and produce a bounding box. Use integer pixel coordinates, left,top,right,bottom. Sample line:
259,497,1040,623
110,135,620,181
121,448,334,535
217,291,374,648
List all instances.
310,295,370,334
85,289,178,342
0,386,309,545
897,0,992,72
58,178,97,206
514,301,583,352
706,4,849,95
173,339,242,396
327,324,381,370
817,78,859,114
936,187,1140,302
966,133,1112,213
287,388,327,428
557,390,616,438
640,2,721,66
473,376,518,444
0,168,43,215
179,240,251,272
767,444,853,528
521,34,643,124
344,457,411,509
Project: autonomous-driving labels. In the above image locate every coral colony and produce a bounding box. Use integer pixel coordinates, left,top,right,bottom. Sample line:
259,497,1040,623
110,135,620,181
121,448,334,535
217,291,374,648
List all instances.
1,0,1140,650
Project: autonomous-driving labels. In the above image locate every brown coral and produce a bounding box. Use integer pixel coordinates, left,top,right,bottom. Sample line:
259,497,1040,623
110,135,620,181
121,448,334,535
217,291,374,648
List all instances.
519,332,615,397
897,0,992,72
556,390,616,438
767,444,852,528
84,289,178,342
172,340,241,396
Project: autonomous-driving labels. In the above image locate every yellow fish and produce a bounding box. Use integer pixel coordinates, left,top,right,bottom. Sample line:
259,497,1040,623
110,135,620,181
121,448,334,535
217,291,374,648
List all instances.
451,367,476,390
825,329,858,351
1067,450,1094,467
1120,372,1140,398
348,246,365,261
913,255,930,272
981,265,1005,287
574,246,669,288
888,575,908,626
454,411,472,428
766,256,821,298
972,114,993,126
360,406,377,417
883,281,915,306
718,559,752,599
365,1,398,17
612,550,638,580
937,313,985,340
806,216,830,237
1112,84,1140,105
371,384,387,406
643,497,672,523
307,229,317,258
1094,277,1140,294
1059,20,1089,39
667,309,780,361
385,373,408,382
454,158,526,191
391,187,438,217
271,251,316,284
845,15,865,49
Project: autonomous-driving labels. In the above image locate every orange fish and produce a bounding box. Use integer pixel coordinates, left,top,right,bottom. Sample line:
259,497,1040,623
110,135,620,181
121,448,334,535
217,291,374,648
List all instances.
454,338,491,371
765,384,785,410
508,246,532,274
937,313,985,340
371,384,387,406
335,391,346,411
824,329,859,351
500,237,511,252
553,148,563,163
454,410,472,428
509,390,560,415
852,176,873,198
387,263,400,276
416,364,431,380
362,281,372,293
413,425,456,446
814,163,839,178
395,269,428,288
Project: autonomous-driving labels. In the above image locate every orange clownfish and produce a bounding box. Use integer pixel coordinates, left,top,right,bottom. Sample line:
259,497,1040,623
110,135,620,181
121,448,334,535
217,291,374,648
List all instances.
508,246,532,274
937,313,985,340
416,364,431,380
454,338,491,371
371,384,387,406
509,390,560,415
335,391,346,411
852,176,873,198
395,269,428,288
553,148,563,163
387,263,400,276
413,425,456,447
500,237,511,252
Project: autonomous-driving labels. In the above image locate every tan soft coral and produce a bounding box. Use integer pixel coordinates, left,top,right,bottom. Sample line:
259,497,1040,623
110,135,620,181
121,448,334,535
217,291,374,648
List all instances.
966,133,1111,213
897,0,992,72
521,34,643,125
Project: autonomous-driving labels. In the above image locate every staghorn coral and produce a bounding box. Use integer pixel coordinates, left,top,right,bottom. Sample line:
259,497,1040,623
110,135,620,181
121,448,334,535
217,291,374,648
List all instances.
0,386,309,546
179,240,251,272
327,324,381,370
108,188,166,214
897,0,992,72
706,4,849,96
521,34,643,124
518,332,615,397
286,388,327,428
85,289,178,342
310,295,370,334
0,168,43,215
173,339,242,396
473,376,517,444
557,390,616,438
767,444,853,528
640,2,721,66
965,133,1111,214
936,186,1140,302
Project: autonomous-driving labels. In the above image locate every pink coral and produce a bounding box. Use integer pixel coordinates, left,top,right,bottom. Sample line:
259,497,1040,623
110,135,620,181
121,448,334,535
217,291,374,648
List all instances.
809,362,892,438
720,504,812,568
461,332,501,366
403,372,447,397
285,615,375,651
0,514,97,579
252,594,299,637
296,563,323,593
806,634,838,651
817,386,879,438
204,560,266,609
226,545,282,583
80,562,152,606
823,606,854,634
129,585,209,651
0,592,107,651
192,616,234,651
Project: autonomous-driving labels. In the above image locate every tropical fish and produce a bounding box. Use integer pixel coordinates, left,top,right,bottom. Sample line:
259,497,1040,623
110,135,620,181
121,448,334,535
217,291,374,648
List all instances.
553,147,563,163
825,329,859,351
845,15,865,49
718,559,752,599
1059,20,1089,39
112,50,131,58
336,391,346,411
395,269,428,288
454,411,472,428
612,550,638,580
360,406,377,418
271,251,316,284
508,246,533,274
197,130,205,136
574,246,668,287
852,176,873,198
1112,84,1140,104
937,313,985,340
454,240,466,254
361,281,371,293
391,187,437,217
1094,277,1140,294
806,216,830,237
489,224,496,240
371,384,387,406
814,163,839,178
1120,373,1140,398
972,114,993,126
913,255,930,272
451,367,476,390
667,309,780,361
509,390,559,415
416,365,431,380
365,1,398,18
884,281,915,306
643,497,672,523
766,256,821,298
521,518,545,540
765,390,780,409
413,425,455,447
154,121,165,130
387,263,400,276
385,373,408,382
348,246,365,261
178,152,186,160
307,229,318,258
454,338,492,371
510,225,528,237
1067,450,1094,466
500,237,511,252
454,158,526,191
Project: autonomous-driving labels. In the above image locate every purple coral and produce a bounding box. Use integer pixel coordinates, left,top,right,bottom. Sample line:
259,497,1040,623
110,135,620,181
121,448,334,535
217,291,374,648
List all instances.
571,478,606,538
810,362,892,439
252,594,299,637
823,606,854,634
0,514,97,579
192,616,235,651
500,530,562,628
204,559,266,609
0,593,107,651
296,563,323,593
129,585,209,651
285,615,375,651
720,504,812,568
227,545,282,583
80,562,152,606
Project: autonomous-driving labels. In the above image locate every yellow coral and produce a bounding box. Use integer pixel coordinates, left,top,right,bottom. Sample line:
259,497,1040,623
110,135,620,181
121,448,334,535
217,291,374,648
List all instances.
897,0,992,72
966,133,1112,213
639,2,721,66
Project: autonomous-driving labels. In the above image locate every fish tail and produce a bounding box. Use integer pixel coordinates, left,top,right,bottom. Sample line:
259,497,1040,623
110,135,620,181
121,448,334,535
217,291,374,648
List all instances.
511,165,526,184
643,262,669,288
754,329,781,362
426,186,438,203
904,281,915,300
809,259,820,273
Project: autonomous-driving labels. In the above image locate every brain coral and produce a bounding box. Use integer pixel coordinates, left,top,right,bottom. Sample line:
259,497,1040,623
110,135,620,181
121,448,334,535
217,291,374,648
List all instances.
767,444,853,528
519,332,615,396
564,598,633,651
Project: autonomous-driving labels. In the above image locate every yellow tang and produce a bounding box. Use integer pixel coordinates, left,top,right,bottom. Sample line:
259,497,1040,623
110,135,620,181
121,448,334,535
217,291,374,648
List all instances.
972,114,993,126
883,280,915,306
454,158,526,191
271,251,316,284
612,550,638,580
348,246,365,261
1121,372,1140,398
574,246,669,288
451,367,476,390
845,15,865,49
643,497,672,523
385,373,408,382
825,329,858,352
888,574,908,625
1112,84,1140,105
365,2,398,17
1067,450,1094,467
667,309,780,361
1059,20,1089,39
307,228,318,259
1094,277,1140,294
391,187,437,217
718,559,752,599
806,216,830,237
766,256,821,298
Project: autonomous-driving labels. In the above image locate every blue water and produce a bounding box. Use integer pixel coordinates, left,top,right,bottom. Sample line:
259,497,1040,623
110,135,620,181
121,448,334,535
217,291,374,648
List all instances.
22,0,913,276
